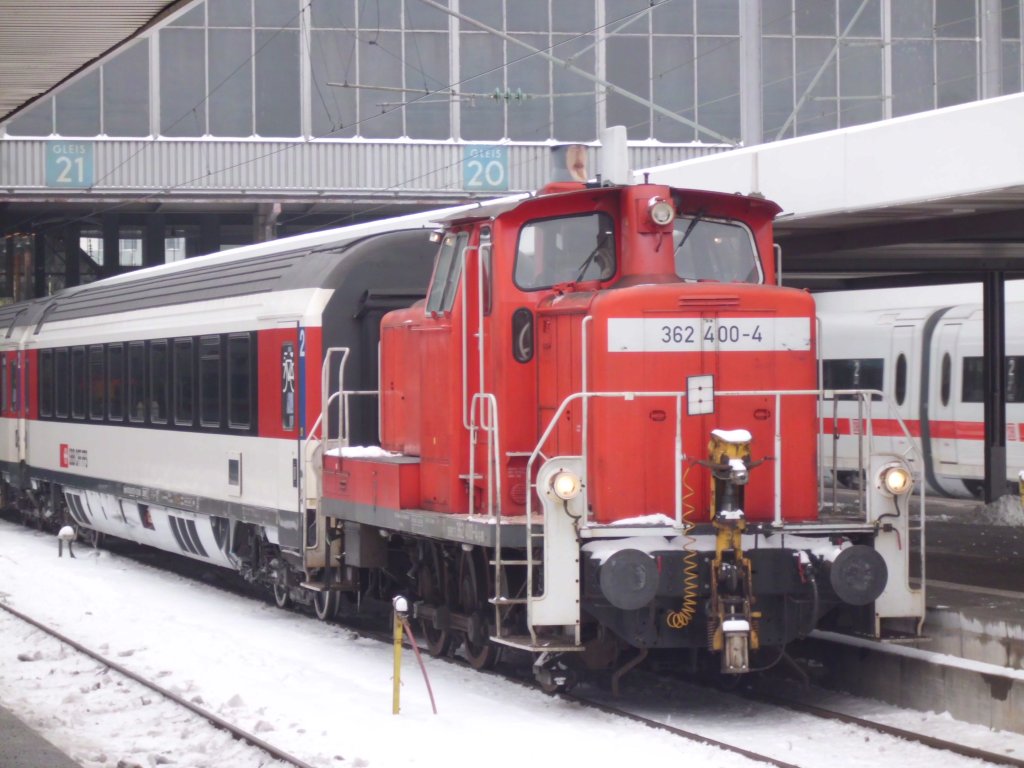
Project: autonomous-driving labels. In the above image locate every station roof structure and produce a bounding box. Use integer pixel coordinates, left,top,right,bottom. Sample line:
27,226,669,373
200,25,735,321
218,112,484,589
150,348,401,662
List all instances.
0,0,188,123
643,93,1024,290
4,0,1024,294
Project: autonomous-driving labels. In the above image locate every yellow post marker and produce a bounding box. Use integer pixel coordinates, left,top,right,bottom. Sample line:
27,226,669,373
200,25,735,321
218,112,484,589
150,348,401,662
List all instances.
392,595,408,714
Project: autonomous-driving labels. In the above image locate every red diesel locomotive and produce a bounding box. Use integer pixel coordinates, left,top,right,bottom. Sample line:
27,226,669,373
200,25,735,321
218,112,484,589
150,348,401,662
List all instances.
0,179,924,690
314,180,924,686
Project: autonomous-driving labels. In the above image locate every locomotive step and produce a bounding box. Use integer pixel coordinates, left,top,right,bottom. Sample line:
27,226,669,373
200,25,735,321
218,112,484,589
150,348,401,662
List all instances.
488,559,533,566
489,596,528,605
490,635,584,653
300,581,332,592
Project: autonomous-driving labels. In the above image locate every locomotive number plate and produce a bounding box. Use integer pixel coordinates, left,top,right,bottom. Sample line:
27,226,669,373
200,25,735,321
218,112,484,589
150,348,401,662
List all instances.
607,317,811,352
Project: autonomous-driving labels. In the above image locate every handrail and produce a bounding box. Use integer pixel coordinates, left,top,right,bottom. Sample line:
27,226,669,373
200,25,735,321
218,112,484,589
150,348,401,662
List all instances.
468,392,501,518
524,386,924,541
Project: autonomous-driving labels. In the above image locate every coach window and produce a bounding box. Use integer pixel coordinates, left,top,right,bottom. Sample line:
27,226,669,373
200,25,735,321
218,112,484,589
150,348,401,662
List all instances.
1008,357,1024,403
150,341,169,424
88,345,105,420
11,358,19,414
822,358,883,401
515,213,615,290
128,342,146,423
227,334,252,430
107,344,125,421
55,348,69,418
174,338,195,427
940,353,952,407
199,336,221,428
281,341,295,431
426,231,468,315
894,354,907,406
39,350,53,418
961,357,983,403
22,356,29,416
11,357,20,415
71,347,86,419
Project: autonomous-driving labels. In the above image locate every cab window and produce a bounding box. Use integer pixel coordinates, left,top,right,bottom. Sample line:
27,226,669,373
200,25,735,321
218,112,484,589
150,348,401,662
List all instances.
514,212,615,290
673,216,761,283
426,232,469,314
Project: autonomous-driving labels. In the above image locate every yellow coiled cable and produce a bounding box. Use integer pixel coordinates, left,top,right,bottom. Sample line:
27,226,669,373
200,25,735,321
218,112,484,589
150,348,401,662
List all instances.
666,464,699,629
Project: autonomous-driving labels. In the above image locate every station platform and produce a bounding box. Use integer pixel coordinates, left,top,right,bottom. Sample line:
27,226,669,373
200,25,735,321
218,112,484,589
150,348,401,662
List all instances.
0,704,80,767
797,509,1024,735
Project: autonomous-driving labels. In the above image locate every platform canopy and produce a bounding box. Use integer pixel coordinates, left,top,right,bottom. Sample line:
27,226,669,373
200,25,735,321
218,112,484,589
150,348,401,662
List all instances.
641,93,1024,290
0,0,189,123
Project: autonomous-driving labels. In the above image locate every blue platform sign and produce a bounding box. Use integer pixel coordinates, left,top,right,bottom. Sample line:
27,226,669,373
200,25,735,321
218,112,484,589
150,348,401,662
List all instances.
463,145,508,191
46,141,94,188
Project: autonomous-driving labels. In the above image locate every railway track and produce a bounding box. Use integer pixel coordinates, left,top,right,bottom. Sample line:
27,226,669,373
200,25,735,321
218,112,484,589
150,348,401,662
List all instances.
567,672,1024,768
5,522,1021,768
0,600,321,768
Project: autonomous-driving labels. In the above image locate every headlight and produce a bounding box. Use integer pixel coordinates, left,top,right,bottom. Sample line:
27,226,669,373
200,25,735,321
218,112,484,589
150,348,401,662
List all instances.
878,463,912,496
550,470,582,500
648,197,675,227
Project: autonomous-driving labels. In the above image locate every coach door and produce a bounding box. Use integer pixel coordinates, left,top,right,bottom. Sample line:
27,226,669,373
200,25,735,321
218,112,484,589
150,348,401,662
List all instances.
274,323,303,552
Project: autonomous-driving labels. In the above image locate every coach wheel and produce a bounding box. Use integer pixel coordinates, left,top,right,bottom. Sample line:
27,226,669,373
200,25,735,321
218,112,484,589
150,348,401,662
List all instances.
418,543,454,657
272,584,291,609
313,589,338,621
458,549,498,670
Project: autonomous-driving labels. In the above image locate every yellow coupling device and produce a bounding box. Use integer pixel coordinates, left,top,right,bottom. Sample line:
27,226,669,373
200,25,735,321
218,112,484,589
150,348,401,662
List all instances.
705,428,758,673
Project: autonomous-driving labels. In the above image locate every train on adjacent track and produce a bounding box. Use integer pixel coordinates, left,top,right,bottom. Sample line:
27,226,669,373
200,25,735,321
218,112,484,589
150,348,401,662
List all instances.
0,178,924,689
818,301,1024,499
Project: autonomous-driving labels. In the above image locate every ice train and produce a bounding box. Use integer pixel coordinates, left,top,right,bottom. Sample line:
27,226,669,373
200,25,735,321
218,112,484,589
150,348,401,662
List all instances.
0,179,924,688
818,301,1024,498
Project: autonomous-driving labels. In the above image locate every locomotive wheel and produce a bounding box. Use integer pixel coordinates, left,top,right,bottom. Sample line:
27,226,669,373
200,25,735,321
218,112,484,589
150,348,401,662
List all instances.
418,543,453,657
313,589,338,621
272,584,291,609
458,549,498,670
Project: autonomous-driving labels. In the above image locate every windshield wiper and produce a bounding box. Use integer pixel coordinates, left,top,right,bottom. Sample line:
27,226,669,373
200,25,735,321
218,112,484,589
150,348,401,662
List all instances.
573,231,612,283
673,210,705,258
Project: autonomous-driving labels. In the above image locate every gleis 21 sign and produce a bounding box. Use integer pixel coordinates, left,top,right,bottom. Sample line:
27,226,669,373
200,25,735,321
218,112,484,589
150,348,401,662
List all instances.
46,141,94,188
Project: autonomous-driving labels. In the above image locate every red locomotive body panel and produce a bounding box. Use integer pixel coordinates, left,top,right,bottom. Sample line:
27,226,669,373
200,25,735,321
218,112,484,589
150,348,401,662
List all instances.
584,283,818,524
323,453,420,510
380,305,423,456
378,230,475,514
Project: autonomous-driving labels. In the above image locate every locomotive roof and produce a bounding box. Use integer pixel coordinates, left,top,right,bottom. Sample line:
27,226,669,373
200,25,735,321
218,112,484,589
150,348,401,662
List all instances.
0,228,435,334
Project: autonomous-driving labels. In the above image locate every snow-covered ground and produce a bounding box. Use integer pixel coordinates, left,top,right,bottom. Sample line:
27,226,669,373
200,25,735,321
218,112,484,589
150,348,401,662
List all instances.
0,519,756,768
1,517,1021,767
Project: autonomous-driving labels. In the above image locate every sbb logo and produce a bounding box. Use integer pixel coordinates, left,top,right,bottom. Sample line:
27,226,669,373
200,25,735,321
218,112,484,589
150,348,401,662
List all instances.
60,444,69,468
